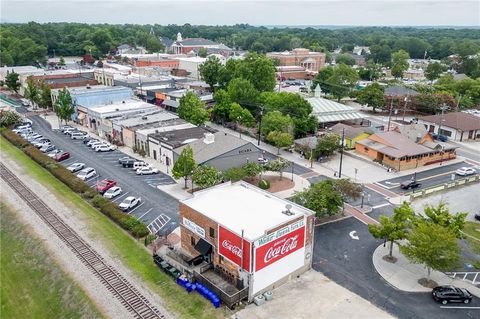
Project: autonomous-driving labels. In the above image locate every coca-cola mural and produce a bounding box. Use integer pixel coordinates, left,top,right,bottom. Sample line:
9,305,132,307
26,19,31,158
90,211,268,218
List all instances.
255,226,305,272
218,226,251,272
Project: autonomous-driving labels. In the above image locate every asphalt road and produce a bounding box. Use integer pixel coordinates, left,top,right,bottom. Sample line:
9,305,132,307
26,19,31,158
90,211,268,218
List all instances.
313,205,480,319
376,161,477,194
260,150,313,175
28,116,180,235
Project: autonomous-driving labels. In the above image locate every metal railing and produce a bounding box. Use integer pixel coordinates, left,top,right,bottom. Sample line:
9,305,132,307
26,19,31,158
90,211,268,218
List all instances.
193,271,248,308
409,175,479,200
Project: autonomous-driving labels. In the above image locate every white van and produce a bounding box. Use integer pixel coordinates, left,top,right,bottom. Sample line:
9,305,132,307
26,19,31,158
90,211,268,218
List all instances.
71,131,87,140
132,161,148,170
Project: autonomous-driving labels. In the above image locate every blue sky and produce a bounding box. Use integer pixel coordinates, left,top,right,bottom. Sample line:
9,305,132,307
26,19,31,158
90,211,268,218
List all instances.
2,1,479,26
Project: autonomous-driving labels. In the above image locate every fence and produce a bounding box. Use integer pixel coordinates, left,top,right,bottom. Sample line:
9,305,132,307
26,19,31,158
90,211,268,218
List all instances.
193,270,248,308
409,174,479,200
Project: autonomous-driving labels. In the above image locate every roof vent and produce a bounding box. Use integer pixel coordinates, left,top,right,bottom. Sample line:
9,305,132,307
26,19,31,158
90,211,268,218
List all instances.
282,204,294,216
122,101,126,104
115,108,119,111
86,85,91,89
203,133,215,144
142,116,147,120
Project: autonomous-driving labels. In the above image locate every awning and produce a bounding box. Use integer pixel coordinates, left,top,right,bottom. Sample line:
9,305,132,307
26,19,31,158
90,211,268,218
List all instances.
194,238,212,256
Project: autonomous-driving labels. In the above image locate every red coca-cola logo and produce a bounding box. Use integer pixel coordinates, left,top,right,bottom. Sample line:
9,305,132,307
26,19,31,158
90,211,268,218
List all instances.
263,235,299,263
222,240,242,258
255,226,305,272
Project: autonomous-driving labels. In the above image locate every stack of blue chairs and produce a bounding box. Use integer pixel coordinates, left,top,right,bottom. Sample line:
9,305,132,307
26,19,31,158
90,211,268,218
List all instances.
194,282,221,308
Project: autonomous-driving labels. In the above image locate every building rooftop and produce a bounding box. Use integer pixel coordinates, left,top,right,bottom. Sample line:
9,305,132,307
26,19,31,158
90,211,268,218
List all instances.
419,112,480,132
136,122,195,137
175,38,218,46
384,85,419,96
89,100,156,115
174,132,253,164
329,123,368,139
148,126,211,148
307,96,364,123
112,110,178,128
181,181,314,241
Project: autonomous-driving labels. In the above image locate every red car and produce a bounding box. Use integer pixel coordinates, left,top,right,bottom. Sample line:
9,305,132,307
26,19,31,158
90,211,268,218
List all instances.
54,151,70,162
96,179,117,194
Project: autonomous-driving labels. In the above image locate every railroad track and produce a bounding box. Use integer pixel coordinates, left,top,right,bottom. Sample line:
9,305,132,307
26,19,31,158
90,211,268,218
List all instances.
0,163,165,319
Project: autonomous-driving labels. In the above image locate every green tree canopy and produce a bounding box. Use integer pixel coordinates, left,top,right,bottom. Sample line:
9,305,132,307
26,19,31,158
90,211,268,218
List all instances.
192,165,223,190
24,77,40,109
335,54,356,66
211,89,232,122
400,221,460,278
314,133,340,158
172,145,197,189
425,62,447,82
260,111,293,137
0,110,23,127
54,88,74,124
421,203,467,239
234,53,276,92
264,157,291,180
242,162,264,179
199,55,223,90
38,81,53,110
267,131,294,155
177,92,209,125
368,202,415,258
328,64,360,101
229,102,255,127
227,78,259,109
4,71,20,93
356,83,385,111
291,180,343,217
197,48,208,58
391,50,410,79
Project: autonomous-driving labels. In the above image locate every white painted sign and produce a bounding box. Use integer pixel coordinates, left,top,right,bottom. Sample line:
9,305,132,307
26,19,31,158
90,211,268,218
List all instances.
349,230,359,240
183,217,205,238
255,219,305,247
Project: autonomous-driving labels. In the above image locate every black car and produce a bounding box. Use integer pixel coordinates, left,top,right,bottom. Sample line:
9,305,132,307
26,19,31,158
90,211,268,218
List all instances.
475,211,480,221
400,179,421,190
118,156,133,164
432,286,472,304
122,158,136,168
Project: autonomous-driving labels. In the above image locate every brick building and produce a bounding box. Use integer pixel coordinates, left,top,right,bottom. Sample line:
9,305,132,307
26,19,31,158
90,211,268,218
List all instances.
135,58,179,69
267,48,326,72
179,182,315,302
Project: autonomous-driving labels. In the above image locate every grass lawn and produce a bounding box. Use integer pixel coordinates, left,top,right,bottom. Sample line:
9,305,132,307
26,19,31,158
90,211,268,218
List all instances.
0,202,104,319
463,221,480,254
0,136,224,319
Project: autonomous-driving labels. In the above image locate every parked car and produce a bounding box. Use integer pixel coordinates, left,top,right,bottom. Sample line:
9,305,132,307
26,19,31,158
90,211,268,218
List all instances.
66,162,85,173
54,151,70,162
95,144,115,152
83,136,94,144
40,144,56,153
96,179,117,194
119,196,141,211
103,186,122,199
60,125,73,132
132,161,148,170
71,131,88,140
258,157,269,165
86,139,99,146
47,149,62,157
118,156,133,164
27,133,42,141
76,167,96,181
432,133,448,142
63,127,76,135
432,286,472,304
136,166,159,175
34,139,51,148
475,211,480,221
89,141,106,149
122,158,136,168
455,167,477,176
400,179,421,190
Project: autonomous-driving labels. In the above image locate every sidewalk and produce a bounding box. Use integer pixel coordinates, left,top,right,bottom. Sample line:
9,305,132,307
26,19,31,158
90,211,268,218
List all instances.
372,243,480,297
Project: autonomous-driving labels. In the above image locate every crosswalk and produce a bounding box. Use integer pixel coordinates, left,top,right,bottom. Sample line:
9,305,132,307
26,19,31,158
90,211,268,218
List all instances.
147,214,171,235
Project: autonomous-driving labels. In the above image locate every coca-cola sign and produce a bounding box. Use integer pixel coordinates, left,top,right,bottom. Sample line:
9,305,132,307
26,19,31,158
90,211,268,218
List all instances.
255,226,305,272
218,226,251,272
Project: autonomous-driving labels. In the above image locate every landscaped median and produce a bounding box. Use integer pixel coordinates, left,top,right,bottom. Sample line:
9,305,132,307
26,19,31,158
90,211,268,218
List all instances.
1,134,224,319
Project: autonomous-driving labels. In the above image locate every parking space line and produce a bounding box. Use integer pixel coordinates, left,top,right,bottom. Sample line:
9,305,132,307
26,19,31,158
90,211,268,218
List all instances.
129,202,144,214
372,203,391,209
112,191,129,202
137,208,153,220
440,306,480,309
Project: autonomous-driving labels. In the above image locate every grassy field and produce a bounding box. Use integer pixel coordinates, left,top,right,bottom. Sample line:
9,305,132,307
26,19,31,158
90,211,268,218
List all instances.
0,136,224,319
0,202,104,319
463,221,480,254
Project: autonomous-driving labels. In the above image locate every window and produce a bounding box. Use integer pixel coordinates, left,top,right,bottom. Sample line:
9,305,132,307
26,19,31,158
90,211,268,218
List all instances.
190,236,196,246
209,227,215,238
439,129,452,137
364,147,369,152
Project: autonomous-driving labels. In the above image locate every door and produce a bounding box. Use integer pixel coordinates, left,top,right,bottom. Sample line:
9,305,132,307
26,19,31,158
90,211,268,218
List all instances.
376,152,384,163
153,150,157,160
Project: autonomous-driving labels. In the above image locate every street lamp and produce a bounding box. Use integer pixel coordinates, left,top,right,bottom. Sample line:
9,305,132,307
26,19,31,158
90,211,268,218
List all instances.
291,161,294,182
361,192,365,209
257,106,264,146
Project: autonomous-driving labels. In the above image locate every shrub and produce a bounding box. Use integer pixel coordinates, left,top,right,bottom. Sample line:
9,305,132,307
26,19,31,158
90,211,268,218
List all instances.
144,234,156,246
82,189,97,199
133,223,150,238
258,179,270,190
92,194,107,208
121,216,141,230
223,167,247,182
1,129,29,148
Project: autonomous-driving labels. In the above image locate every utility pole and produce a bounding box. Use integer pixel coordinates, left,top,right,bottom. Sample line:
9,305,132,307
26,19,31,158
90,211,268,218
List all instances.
387,97,394,131
437,104,446,135
257,106,264,146
338,128,345,178
402,95,409,122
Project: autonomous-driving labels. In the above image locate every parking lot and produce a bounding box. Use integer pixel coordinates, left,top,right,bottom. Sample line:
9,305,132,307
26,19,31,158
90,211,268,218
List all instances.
29,116,180,235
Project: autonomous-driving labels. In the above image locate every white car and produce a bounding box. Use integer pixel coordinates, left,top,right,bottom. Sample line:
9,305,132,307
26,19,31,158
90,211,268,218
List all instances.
71,131,88,140
40,144,55,153
136,166,159,175
67,162,85,173
131,161,148,170
90,141,106,149
47,149,63,157
119,196,141,211
103,186,122,199
86,139,99,147
455,167,477,176
76,167,96,181
95,144,115,152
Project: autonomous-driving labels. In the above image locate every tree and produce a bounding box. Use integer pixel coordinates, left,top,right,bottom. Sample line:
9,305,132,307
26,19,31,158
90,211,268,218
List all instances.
146,36,164,53
223,166,247,182
172,145,197,189
311,66,334,95
425,62,447,82
54,88,74,124
266,131,294,155
211,89,232,123
58,56,65,66
391,50,410,79
5,71,20,94
327,64,359,101
334,179,362,206
177,92,209,125
356,83,385,111
370,44,392,64
422,203,467,239
38,81,52,110
335,54,355,66
229,102,255,138
400,221,460,279
242,162,264,179
260,111,293,137
226,78,259,109
264,157,291,180
314,133,340,158
358,61,382,81
234,53,276,92
0,110,23,127
199,55,222,90
291,180,343,217
192,165,223,190
197,48,208,58
368,202,415,259
24,77,40,109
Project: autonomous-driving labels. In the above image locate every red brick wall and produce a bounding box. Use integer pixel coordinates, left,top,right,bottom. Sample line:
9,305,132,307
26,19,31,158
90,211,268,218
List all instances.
136,60,179,68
